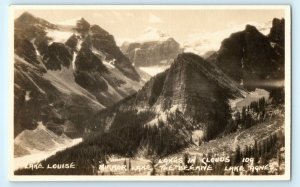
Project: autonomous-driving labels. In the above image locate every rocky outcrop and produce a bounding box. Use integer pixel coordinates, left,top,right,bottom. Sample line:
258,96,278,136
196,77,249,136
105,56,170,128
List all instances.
215,22,284,90
14,39,39,64
74,43,109,91
77,21,140,81
14,12,55,57
14,55,103,137
44,42,73,70
13,12,143,140
268,18,285,47
122,38,181,67
136,53,243,110
89,53,244,141
121,28,182,67
65,34,79,52
15,12,57,30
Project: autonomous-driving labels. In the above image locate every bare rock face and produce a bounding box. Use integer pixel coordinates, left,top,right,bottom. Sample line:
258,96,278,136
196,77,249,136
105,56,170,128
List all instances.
140,53,242,116
14,12,54,57
89,53,243,143
13,12,142,139
77,22,140,81
121,28,182,67
215,22,284,90
14,39,39,64
65,34,78,52
122,38,181,67
268,18,285,47
44,42,73,70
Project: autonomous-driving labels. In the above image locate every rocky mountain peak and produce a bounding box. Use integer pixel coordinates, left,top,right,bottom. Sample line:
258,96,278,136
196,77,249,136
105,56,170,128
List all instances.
121,28,182,68
90,25,109,35
88,52,241,147
15,11,57,30
16,12,35,23
13,13,143,140
269,18,285,46
137,27,171,42
75,17,91,34
215,22,284,90
245,24,260,33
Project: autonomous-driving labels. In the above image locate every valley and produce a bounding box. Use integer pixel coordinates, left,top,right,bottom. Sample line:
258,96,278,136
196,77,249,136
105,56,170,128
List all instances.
13,11,286,176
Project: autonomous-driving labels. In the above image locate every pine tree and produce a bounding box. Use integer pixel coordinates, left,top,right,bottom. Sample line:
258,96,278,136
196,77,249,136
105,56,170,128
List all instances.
150,157,157,176
128,158,132,171
234,145,242,165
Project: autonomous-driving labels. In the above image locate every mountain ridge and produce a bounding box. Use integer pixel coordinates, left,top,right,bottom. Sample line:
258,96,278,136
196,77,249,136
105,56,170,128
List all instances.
13,12,143,141
212,19,285,90
121,28,182,69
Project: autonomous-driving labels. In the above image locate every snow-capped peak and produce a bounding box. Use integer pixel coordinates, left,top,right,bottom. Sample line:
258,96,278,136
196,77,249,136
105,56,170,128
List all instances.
136,27,171,42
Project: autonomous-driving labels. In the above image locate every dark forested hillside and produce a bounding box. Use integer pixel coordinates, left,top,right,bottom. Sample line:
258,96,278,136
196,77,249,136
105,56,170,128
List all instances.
13,13,287,177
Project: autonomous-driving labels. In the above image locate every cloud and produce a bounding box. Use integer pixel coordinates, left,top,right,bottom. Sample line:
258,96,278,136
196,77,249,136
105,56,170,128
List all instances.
125,12,134,17
108,19,116,24
149,13,163,24
111,11,123,21
93,13,103,17
112,11,121,17
115,37,134,46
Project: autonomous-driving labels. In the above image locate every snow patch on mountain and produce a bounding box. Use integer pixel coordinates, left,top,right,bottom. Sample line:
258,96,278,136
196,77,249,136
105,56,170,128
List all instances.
121,27,173,45
25,91,31,101
103,59,116,69
14,122,82,170
136,27,171,42
47,30,75,44
71,51,77,70
71,37,83,70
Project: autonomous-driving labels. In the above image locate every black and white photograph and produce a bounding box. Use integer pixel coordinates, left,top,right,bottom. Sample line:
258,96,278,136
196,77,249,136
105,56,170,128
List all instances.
10,5,291,180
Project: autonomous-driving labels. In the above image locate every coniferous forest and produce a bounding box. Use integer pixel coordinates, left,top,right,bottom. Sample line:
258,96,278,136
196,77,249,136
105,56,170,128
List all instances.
13,10,288,177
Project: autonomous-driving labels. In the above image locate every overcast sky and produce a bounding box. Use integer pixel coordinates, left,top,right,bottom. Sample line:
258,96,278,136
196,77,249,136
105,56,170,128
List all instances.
14,8,285,44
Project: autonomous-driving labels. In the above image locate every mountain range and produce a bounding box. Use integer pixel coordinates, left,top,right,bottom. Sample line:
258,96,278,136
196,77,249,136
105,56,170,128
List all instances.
14,12,143,154
212,21,285,90
121,27,182,67
13,12,285,171
183,21,273,56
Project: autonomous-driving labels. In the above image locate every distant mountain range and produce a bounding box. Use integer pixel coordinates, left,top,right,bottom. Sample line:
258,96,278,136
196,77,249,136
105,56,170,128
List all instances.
81,17,285,153
183,21,273,56
13,12,285,169
120,28,182,79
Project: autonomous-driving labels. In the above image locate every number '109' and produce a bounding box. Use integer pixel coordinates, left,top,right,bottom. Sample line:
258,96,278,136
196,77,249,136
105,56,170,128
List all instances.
242,158,254,163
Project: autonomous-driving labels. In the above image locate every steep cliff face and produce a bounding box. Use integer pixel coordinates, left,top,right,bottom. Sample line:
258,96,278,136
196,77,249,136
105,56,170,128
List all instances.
88,53,244,143
120,28,182,78
215,20,284,90
135,53,243,121
82,22,140,81
122,38,181,67
183,21,272,56
268,18,285,47
13,13,143,142
44,42,73,70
